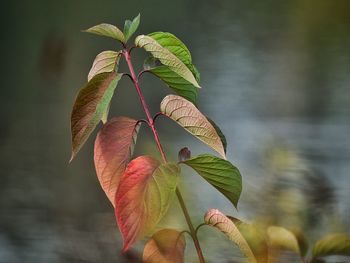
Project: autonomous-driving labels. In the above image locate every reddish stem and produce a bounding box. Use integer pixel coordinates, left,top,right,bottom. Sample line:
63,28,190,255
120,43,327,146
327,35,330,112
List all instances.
123,49,205,263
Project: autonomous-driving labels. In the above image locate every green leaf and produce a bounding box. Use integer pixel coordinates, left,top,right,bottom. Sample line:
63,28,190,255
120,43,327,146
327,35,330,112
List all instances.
83,23,125,43
148,32,193,67
160,95,226,158
88,50,121,81
204,209,259,263
267,226,301,255
123,13,140,42
70,72,121,161
206,117,227,154
115,156,180,251
312,234,350,259
143,229,186,263
191,64,201,83
182,154,241,207
147,32,200,82
135,35,200,88
144,58,198,103
143,32,200,103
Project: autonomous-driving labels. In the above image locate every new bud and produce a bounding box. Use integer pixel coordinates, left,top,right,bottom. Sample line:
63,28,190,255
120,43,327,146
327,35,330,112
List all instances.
178,147,191,162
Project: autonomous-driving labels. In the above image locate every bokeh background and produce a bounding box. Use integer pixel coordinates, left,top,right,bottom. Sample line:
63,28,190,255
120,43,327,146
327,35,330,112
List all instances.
1,0,349,262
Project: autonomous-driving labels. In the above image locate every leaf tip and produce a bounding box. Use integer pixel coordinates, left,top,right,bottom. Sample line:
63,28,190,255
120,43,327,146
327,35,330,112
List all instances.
122,243,131,253
69,152,75,163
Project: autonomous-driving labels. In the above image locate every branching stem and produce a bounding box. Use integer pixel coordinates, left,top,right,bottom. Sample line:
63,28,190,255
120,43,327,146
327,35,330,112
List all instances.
195,223,207,235
123,48,205,263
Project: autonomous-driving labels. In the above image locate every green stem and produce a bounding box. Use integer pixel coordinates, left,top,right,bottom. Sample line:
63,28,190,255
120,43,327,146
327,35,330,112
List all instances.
123,48,205,263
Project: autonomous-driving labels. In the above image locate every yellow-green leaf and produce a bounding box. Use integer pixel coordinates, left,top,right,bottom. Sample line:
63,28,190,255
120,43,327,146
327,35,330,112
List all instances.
312,234,350,259
143,229,186,263
135,35,200,88
160,95,226,158
227,217,268,263
204,209,258,263
84,23,125,42
267,226,300,255
70,72,121,161
88,50,121,81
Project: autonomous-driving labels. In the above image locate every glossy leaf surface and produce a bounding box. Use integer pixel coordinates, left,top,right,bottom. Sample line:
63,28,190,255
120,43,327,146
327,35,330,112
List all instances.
143,229,186,263
182,154,241,208
204,209,258,263
145,61,198,104
70,72,121,161
312,234,350,259
88,50,121,81
135,35,200,88
84,23,125,42
160,95,226,158
94,117,140,206
115,156,180,251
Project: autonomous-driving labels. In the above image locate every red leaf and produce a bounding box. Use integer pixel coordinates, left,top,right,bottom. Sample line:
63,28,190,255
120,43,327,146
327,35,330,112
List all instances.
94,116,140,206
115,156,180,251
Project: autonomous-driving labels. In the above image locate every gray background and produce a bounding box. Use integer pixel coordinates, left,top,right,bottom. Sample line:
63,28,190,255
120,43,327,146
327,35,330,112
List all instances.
1,0,349,262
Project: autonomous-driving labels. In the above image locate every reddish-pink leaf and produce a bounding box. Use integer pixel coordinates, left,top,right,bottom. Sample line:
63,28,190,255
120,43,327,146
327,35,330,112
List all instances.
143,229,186,263
115,156,180,251
94,116,141,206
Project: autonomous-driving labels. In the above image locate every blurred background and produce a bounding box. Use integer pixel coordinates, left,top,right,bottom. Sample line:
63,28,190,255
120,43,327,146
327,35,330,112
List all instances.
1,0,349,262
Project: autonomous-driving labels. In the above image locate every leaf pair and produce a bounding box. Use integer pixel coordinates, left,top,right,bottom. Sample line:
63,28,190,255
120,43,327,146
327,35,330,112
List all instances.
160,95,241,207
71,15,140,161
84,14,140,43
94,117,181,251
138,32,200,103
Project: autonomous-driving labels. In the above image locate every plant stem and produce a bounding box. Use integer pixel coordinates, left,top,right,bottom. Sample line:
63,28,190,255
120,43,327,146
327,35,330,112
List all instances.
123,49,205,263
175,188,206,263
